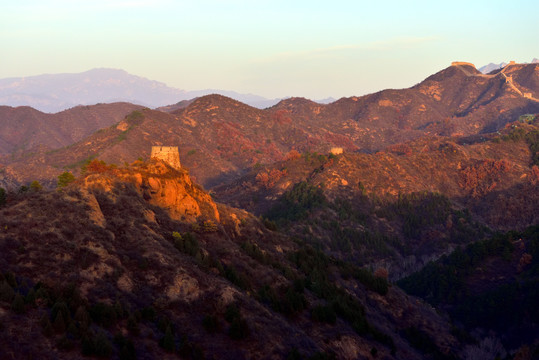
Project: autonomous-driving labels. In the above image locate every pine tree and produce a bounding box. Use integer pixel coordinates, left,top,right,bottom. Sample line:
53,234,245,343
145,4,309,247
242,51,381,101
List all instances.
53,311,66,334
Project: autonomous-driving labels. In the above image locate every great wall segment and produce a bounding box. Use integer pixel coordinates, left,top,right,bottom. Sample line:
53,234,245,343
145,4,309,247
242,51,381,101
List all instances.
451,61,538,102
150,146,182,169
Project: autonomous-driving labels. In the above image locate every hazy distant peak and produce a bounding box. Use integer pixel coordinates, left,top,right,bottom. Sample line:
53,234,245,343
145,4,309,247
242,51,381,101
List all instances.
479,59,539,74
0,69,283,112
83,67,128,75
314,97,336,104
80,68,166,85
478,62,507,74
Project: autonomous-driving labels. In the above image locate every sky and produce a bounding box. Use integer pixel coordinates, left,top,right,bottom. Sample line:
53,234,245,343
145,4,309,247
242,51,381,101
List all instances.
1,0,538,100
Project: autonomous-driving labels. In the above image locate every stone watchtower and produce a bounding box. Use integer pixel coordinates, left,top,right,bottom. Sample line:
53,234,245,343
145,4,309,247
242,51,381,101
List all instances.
151,146,181,170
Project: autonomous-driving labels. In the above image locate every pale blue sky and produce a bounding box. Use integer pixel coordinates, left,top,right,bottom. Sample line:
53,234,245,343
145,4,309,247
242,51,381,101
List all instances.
1,0,538,99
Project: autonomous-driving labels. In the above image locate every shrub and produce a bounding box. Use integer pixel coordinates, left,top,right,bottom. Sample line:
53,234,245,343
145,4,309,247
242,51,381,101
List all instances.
285,150,301,161
11,293,25,314
56,335,75,351
402,327,448,358
160,325,175,352
311,304,336,324
228,317,250,340
530,165,539,186
83,332,113,356
387,143,412,156
57,172,75,188
93,331,114,357
256,168,287,189
224,304,241,323
140,306,156,321
0,187,5,206
125,110,144,125
459,159,511,196
53,311,67,334
201,220,218,232
202,314,220,333
0,281,15,302
114,334,136,360
25,288,36,306
281,286,307,316
224,265,248,289
173,231,199,257
308,351,337,360
89,302,118,328
83,159,114,174
127,314,140,335
51,301,70,324
374,268,389,280
262,218,277,231
30,180,42,192
74,306,91,331
223,303,249,339
287,348,303,360
241,242,271,264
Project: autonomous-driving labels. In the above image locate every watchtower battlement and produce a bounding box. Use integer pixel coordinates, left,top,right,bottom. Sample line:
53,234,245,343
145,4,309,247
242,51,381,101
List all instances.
151,146,181,169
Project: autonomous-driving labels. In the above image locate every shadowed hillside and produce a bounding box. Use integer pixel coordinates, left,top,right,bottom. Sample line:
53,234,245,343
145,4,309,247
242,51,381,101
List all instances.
213,116,539,279
0,159,465,359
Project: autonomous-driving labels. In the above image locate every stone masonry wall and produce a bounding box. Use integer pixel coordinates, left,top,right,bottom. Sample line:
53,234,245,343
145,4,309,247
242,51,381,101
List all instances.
151,146,181,169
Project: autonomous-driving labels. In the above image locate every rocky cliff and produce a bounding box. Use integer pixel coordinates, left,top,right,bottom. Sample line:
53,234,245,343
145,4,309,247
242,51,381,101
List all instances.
81,159,219,223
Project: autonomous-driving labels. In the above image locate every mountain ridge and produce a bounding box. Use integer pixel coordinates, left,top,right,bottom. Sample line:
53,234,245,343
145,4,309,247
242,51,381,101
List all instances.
0,102,143,155
1,62,538,190
0,68,283,113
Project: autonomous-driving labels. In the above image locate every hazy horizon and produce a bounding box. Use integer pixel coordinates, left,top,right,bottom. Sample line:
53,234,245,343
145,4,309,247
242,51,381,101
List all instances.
2,0,538,100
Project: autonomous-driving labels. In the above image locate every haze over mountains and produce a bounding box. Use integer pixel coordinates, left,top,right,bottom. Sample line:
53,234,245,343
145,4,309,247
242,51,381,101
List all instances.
5,61,535,114
478,58,539,74
0,60,538,359
0,68,284,113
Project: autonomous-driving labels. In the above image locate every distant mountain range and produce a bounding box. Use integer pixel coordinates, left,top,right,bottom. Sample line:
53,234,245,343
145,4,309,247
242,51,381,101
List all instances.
5,61,537,112
0,68,286,112
478,58,539,74
478,62,508,74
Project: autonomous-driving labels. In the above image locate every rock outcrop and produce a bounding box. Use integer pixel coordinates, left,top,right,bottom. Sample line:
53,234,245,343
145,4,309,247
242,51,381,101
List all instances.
82,159,219,223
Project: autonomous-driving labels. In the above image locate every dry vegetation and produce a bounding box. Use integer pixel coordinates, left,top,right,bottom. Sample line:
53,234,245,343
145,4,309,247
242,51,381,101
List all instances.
0,159,467,359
